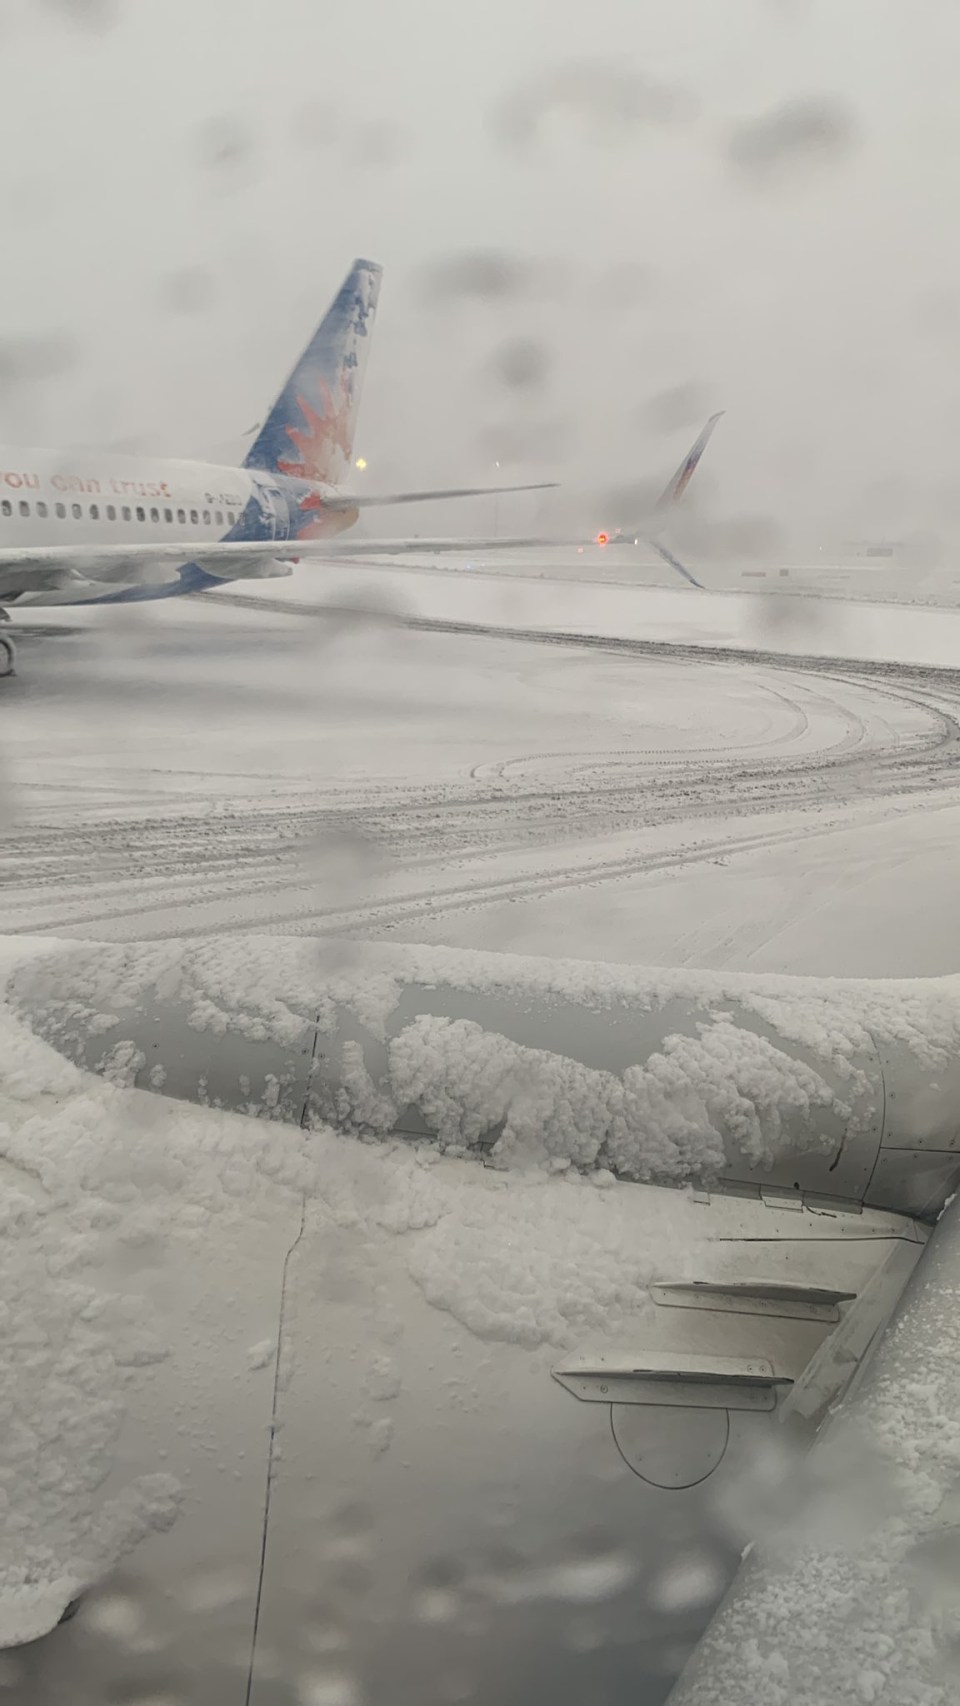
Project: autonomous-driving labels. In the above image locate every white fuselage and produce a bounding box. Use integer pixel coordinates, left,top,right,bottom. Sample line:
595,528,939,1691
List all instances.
0,446,352,606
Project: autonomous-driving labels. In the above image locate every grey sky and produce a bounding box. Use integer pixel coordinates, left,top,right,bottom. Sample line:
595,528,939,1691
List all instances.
1,0,959,546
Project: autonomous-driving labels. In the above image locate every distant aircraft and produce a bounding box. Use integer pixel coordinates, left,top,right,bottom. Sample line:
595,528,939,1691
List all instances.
0,259,555,676
0,260,721,676
589,410,724,586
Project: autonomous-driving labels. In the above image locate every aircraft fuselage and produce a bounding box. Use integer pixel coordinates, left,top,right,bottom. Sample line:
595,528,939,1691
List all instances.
0,446,355,606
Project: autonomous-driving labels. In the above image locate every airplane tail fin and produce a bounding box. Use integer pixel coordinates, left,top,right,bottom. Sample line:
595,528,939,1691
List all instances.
244,258,382,487
653,412,724,514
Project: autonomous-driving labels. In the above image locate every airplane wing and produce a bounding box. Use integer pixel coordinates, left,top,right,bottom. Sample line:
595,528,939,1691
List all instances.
323,481,557,510
0,531,708,604
281,535,556,557
0,537,566,600
647,539,704,588
664,1189,960,1706
7,929,957,1682
299,536,706,594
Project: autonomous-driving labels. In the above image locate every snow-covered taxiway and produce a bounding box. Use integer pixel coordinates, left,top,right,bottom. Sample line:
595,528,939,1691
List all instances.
5,558,960,973
3,558,960,1705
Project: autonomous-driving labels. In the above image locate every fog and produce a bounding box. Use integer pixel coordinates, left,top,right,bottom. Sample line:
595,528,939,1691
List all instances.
1,0,960,548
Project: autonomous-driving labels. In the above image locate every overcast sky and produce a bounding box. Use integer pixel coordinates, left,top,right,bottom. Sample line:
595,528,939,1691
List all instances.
1,0,959,548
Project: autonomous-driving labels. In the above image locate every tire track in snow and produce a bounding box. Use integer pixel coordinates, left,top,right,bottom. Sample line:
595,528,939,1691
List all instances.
5,633,960,940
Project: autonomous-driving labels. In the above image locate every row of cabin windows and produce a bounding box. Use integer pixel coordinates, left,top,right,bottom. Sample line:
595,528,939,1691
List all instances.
0,499,239,527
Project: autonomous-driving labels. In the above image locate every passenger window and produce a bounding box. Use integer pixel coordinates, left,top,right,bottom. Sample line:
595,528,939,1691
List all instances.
106,505,116,521
164,508,173,524
1,500,11,517
227,510,236,525
72,503,82,520
37,500,48,518
215,509,223,527
190,509,198,525
122,506,131,522
56,502,66,519
177,509,186,524
136,506,145,522
202,509,211,525
19,500,29,517
89,503,99,521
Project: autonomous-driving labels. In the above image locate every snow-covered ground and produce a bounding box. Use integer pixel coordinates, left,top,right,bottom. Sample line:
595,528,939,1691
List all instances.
4,558,960,976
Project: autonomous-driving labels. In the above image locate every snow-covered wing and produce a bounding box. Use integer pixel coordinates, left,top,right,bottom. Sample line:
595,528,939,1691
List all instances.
281,535,559,557
666,1193,960,1705
0,542,294,592
7,932,951,1668
0,531,697,597
0,537,566,592
323,481,557,511
0,559,74,599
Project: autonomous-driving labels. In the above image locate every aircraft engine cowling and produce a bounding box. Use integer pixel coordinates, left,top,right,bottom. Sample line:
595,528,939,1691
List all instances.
9,937,960,1221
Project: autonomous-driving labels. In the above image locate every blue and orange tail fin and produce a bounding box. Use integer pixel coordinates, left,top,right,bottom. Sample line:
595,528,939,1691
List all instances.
244,258,382,488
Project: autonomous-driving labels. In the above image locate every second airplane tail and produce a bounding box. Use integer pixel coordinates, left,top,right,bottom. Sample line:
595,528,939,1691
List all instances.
653,412,724,514
594,413,724,589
